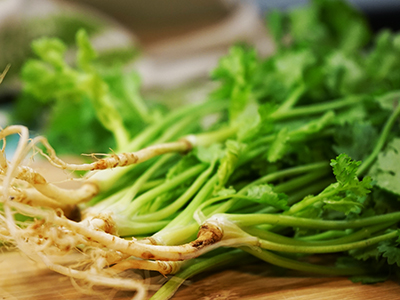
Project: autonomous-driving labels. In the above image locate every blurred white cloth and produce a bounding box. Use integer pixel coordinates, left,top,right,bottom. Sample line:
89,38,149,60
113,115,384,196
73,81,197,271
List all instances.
134,4,274,89
0,0,273,90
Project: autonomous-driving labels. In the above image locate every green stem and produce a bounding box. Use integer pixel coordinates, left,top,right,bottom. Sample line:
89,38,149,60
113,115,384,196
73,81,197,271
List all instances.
270,95,365,120
242,161,329,193
224,211,400,230
90,100,227,191
114,220,170,237
295,229,348,241
307,222,394,245
243,247,368,276
150,250,250,300
275,84,306,113
151,222,199,246
244,222,394,247
258,230,397,253
194,162,331,223
125,164,207,216
273,169,331,194
126,99,228,152
131,164,215,222
105,154,174,213
122,75,153,124
286,178,333,205
152,114,199,145
152,176,218,245
287,188,337,215
138,179,165,193
194,126,238,147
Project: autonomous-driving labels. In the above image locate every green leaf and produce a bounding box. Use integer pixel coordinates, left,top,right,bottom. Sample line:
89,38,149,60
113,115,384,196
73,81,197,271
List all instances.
376,91,400,111
369,138,400,196
194,144,225,164
290,110,335,140
20,59,75,103
267,127,289,163
236,102,263,142
102,70,147,135
215,140,244,191
378,239,400,267
350,274,389,284
330,154,361,186
323,50,365,95
46,95,114,154
366,30,400,88
333,121,379,161
247,184,289,211
330,154,372,201
273,49,317,91
211,45,258,121
349,244,381,262
215,187,236,197
31,37,67,68
76,29,97,71
323,199,363,215
315,0,371,52
288,4,328,49
266,9,285,48
288,0,370,52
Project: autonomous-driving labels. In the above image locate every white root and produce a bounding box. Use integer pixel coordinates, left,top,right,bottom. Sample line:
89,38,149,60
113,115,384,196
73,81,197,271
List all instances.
15,201,220,259
36,137,193,171
0,127,195,207
1,125,30,201
15,165,99,204
0,126,144,298
110,259,184,275
0,213,13,244
0,126,98,207
0,64,10,84
0,185,79,222
2,202,150,299
39,253,149,300
80,212,119,235
0,125,239,298
6,202,258,263
9,186,80,218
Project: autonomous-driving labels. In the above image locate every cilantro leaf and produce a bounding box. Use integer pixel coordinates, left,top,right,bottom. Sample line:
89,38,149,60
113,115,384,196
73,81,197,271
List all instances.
214,187,236,198
323,199,363,215
323,50,365,96
247,184,289,211
215,140,245,191
288,0,370,52
331,154,372,198
377,239,400,267
194,144,225,165
366,30,400,92
267,127,290,163
16,29,140,153
211,45,257,121
331,154,362,186
333,121,379,161
369,138,400,196
350,274,389,284
266,9,285,48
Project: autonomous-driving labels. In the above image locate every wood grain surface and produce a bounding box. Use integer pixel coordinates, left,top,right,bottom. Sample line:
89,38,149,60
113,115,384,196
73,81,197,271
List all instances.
1,250,400,300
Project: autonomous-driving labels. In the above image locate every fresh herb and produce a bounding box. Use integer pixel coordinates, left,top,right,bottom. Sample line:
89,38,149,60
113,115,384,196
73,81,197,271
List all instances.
2,1,400,300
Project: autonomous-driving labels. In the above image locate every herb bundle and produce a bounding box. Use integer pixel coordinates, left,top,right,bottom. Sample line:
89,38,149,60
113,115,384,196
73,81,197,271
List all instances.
2,1,400,299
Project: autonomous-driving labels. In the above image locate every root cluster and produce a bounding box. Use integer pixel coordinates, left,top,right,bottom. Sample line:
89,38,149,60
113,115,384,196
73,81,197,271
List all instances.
0,125,226,300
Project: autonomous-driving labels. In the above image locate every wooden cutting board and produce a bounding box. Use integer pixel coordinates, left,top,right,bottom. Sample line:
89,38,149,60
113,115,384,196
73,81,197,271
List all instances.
1,250,400,300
